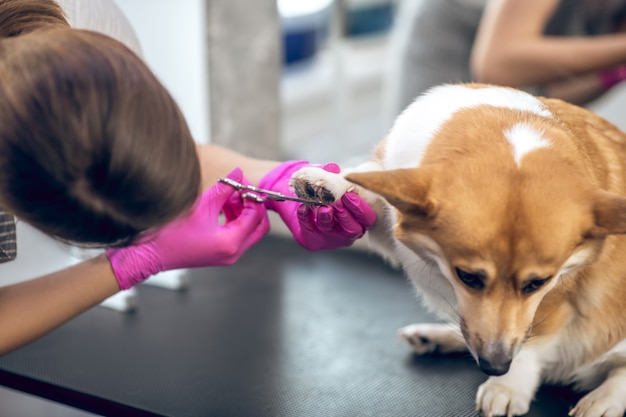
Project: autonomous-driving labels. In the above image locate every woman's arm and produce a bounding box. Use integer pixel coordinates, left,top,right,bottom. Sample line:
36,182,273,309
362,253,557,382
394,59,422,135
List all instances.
471,0,626,87
541,72,607,105
196,144,279,190
0,254,119,355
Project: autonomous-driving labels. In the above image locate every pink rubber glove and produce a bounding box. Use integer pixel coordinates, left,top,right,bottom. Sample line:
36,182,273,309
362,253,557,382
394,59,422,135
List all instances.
599,65,626,90
106,168,270,290
259,161,376,251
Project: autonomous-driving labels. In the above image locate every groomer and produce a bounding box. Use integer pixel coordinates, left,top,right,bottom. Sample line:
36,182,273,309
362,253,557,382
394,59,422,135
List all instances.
0,0,375,355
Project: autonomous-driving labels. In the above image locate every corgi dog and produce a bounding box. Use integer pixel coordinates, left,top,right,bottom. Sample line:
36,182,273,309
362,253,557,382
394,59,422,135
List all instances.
289,83,626,417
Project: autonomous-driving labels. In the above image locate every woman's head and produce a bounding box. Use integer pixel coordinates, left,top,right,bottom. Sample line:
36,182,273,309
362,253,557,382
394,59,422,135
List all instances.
0,1,200,246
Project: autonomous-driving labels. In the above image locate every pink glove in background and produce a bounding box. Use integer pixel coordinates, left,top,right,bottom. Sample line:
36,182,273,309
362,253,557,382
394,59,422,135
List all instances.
599,64,626,90
259,160,376,251
106,168,270,290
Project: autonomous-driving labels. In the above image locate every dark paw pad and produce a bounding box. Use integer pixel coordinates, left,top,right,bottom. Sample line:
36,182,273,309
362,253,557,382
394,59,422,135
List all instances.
292,181,336,205
320,188,336,204
305,183,317,199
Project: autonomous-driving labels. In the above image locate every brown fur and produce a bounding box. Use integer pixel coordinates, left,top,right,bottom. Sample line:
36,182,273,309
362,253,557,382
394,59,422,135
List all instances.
289,83,626,413
347,86,626,368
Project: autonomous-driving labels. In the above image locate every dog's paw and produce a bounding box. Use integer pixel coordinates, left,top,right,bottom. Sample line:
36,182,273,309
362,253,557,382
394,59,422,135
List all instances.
398,323,467,355
569,382,626,417
289,167,355,205
476,379,532,417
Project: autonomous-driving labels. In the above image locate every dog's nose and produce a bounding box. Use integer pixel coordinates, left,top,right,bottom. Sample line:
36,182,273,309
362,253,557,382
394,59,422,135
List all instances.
478,356,512,376
477,340,514,376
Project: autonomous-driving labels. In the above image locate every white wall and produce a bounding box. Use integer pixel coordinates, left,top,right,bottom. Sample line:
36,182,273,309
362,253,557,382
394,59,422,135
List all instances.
588,83,626,132
114,0,211,144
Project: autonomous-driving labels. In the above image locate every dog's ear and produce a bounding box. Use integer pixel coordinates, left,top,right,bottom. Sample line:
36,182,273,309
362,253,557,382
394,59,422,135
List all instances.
345,168,436,217
589,190,626,237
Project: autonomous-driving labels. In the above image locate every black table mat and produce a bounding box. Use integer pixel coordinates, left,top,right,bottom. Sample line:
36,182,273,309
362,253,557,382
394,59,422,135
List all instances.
0,236,580,416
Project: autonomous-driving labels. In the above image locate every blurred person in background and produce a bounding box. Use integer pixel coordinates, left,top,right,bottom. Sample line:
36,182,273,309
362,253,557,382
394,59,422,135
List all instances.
385,0,626,121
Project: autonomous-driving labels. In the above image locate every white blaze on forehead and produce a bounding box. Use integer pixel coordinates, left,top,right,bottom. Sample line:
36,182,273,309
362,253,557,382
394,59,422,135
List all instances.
504,123,551,166
384,84,553,169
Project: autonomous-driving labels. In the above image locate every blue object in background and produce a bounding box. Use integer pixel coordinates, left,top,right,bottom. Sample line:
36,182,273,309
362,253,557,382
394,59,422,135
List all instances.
279,0,331,67
278,0,396,67
344,2,395,37
283,25,321,65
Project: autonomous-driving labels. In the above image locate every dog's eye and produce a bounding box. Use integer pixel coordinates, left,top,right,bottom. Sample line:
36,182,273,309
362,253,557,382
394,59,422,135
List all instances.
521,277,550,294
455,268,485,290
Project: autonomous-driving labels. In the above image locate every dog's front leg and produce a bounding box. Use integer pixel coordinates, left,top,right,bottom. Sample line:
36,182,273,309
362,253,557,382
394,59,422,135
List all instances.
476,348,542,417
569,365,626,417
289,161,383,207
398,323,467,355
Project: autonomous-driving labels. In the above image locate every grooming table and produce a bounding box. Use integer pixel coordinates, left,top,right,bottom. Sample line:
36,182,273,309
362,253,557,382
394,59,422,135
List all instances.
0,235,580,416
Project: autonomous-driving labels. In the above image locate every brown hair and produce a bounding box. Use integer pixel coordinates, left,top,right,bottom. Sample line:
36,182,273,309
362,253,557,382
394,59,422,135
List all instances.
0,0,200,246
0,0,67,37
